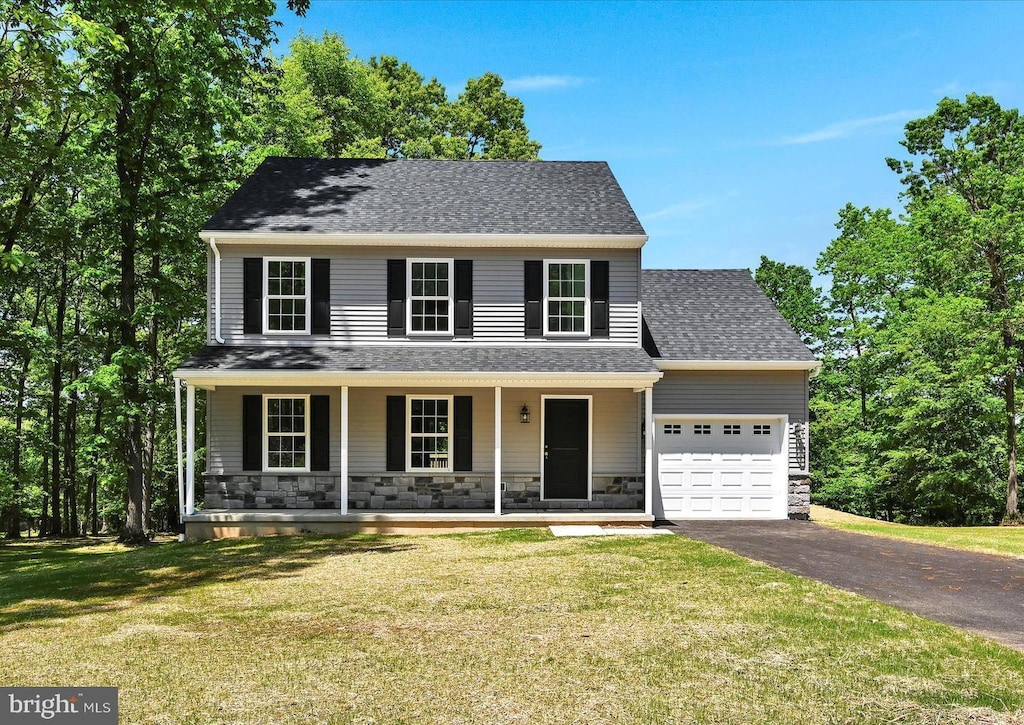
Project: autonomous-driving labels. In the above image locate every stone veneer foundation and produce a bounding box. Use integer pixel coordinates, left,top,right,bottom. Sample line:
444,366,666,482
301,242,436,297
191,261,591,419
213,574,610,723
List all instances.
788,474,811,520
204,473,644,511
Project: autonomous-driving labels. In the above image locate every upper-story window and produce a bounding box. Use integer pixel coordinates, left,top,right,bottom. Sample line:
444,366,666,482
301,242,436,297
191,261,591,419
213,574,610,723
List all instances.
264,257,310,334
544,260,589,335
408,259,453,335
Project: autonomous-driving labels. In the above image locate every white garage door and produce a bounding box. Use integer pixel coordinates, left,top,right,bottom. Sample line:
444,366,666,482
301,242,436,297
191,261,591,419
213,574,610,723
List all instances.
655,417,788,520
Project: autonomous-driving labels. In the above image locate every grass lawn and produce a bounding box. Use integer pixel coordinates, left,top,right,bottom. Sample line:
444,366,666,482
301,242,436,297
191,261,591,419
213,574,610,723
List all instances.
812,505,1024,558
2,531,1023,724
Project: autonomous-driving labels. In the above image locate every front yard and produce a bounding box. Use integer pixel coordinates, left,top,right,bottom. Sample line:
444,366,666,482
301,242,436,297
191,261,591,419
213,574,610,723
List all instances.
812,505,1024,558
1,530,1023,724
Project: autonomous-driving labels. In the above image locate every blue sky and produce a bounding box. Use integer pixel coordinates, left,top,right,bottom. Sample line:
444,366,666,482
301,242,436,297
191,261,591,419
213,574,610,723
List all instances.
271,1,1024,273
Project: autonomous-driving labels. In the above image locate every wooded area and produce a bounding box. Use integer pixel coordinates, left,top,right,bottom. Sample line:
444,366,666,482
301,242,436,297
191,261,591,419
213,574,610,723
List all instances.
0,1,541,541
757,94,1024,526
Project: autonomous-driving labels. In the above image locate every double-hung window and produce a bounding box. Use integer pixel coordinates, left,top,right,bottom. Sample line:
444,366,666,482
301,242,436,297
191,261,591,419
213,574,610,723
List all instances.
264,257,310,334
264,395,309,471
408,259,453,334
544,260,589,335
407,396,452,472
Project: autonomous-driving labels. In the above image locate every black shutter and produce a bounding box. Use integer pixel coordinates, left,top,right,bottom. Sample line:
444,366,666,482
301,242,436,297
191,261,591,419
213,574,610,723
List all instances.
591,261,610,338
454,260,473,337
243,258,263,334
310,395,330,471
311,259,330,335
454,396,473,471
387,259,406,336
386,395,405,471
524,260,543,337
242,395,262,471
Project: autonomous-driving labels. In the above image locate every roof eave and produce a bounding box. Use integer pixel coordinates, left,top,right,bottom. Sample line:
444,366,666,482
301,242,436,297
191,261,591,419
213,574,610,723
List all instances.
198,231,648,249
655,359,821,372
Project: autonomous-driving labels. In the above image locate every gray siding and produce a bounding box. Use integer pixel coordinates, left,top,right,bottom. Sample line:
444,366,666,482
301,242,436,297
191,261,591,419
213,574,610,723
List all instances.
206,386,640,476
652,370,809,473
209,245,641,346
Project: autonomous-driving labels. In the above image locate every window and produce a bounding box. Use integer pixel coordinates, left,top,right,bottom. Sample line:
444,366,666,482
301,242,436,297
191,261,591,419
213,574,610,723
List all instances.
408,396,451,471
265,258,310,334
753,424,772,436
408,259,452,334
544,260,589,335
693,424,711,435
723,424,741,435
663,424,682,435
265,396,308,470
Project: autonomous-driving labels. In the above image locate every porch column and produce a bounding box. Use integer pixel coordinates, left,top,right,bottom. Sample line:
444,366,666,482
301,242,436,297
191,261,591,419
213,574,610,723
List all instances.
339,385,349,515
185,383,196,515
494,386,502,515
644,386,653,517
175,378,184,524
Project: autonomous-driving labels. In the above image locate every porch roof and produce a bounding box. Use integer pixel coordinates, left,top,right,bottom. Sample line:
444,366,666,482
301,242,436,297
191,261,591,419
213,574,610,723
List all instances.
174,345,661,387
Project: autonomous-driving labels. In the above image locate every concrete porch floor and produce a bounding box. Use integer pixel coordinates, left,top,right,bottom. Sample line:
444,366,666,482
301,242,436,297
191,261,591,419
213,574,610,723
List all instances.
184,509,654,540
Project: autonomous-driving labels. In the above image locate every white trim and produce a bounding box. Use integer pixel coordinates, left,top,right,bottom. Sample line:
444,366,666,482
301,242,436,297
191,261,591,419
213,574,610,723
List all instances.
406,394,454,473
540,395,593,501
263,257,312,336
407,258,454,336
340,385,349,515
494,386,502,515
199,230,649,249
185,384,196,515
175,369,663,389
543,259,590,337
175,379,184,523
262,394,311,472
656,359,821,372
644,387,653,517
209,238,225,344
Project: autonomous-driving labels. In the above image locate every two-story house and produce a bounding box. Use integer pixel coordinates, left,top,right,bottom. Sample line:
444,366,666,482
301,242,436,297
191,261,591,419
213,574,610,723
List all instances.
173,158,817,539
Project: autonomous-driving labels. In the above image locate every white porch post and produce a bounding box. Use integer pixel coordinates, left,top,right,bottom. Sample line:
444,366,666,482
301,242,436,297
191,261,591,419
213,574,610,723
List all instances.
644,387,654,517
175,379,184,523
494,386,502,515
340,385,349,515
186,383,196,515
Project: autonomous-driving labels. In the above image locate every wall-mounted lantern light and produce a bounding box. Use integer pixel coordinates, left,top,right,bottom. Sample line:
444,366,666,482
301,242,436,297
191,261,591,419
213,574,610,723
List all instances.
519,404,531,424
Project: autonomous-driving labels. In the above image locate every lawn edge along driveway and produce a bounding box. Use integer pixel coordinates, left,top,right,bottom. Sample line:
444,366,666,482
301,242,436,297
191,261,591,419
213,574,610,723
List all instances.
668,519,1024,652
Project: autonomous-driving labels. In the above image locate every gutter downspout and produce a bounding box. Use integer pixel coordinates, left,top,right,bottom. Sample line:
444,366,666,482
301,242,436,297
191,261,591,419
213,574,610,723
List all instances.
209,237,225,344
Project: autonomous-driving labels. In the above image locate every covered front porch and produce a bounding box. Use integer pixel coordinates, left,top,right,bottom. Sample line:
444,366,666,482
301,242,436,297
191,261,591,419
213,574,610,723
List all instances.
173,346,661,537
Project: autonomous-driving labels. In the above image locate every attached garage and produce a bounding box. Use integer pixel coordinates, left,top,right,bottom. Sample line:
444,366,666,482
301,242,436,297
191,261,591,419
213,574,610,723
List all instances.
654,415,789,520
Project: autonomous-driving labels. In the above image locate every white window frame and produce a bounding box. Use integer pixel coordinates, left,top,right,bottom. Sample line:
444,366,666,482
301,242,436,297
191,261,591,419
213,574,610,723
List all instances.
407,258,454,336
543,259,590,336
263,257,311,335
406,394,454,473
263,394,311,472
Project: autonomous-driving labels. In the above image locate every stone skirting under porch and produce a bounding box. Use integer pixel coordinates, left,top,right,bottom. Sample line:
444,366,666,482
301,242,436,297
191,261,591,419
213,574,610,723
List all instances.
203,472,645,511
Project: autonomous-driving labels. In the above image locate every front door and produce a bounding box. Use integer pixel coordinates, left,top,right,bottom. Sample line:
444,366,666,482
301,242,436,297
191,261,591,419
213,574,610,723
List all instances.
543,398,590,499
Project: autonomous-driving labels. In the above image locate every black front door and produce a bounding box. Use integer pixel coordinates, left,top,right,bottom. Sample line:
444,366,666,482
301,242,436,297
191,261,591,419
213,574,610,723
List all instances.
544,398,589,499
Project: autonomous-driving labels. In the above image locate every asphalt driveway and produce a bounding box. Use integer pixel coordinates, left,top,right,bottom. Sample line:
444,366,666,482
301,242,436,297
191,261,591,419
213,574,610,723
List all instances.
666,519,1024,651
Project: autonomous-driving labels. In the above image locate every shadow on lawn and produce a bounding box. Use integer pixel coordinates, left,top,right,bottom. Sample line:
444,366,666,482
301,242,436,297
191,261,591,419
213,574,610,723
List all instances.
0,535,413,629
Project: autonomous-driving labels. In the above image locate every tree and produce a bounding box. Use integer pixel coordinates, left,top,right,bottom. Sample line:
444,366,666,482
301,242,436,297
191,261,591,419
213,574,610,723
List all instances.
753,256,830,353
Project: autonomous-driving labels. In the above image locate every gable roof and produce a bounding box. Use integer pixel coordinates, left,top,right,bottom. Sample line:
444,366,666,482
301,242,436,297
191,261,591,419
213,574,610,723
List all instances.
202,157,646,237
641,269,816,363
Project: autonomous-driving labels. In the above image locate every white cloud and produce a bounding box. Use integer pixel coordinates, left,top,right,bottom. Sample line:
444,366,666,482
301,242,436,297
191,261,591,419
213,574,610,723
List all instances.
645,193,736,221
933,80,963,97
777,109,926,145
504,75,586,92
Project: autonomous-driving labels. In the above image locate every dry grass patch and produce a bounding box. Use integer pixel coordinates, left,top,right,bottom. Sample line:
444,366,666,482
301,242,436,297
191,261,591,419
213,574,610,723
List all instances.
812,505,1024,558
1,530,1023,724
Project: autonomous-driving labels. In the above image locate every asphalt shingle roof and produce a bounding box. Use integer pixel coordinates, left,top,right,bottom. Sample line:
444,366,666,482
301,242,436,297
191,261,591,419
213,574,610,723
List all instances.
202,157,646,236
178,345,659,374
641,269,816,362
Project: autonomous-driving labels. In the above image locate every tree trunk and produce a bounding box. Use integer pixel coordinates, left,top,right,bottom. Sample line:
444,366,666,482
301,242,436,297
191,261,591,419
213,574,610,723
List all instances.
64,353,80,536
48,260,68,536
4,291,41,538
1005,367,1019,518
88,402,102,536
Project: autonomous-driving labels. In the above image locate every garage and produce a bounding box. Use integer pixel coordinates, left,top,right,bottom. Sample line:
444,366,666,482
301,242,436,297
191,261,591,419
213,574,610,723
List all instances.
654,416,788,520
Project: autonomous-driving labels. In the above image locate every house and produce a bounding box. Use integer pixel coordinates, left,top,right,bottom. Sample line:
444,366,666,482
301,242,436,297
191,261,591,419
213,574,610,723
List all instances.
173,157,818,539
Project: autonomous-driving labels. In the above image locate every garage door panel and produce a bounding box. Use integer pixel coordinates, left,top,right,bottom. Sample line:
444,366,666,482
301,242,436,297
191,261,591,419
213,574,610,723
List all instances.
656,416,786,520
